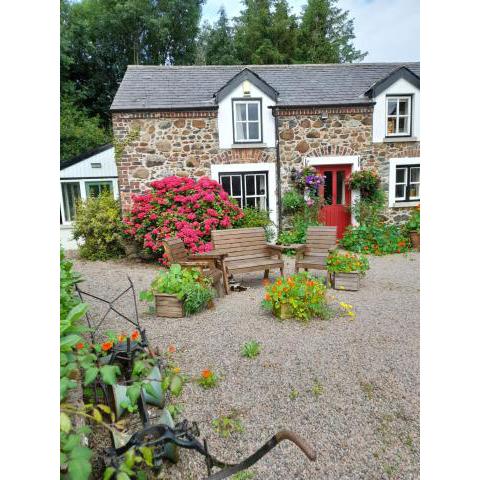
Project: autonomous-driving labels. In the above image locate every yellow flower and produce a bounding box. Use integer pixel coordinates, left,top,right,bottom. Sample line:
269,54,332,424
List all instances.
172,367,181,374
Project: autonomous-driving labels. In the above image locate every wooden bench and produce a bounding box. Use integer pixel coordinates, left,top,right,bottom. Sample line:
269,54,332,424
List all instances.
211,227,284,280
293,226,337,273
162,238,229,296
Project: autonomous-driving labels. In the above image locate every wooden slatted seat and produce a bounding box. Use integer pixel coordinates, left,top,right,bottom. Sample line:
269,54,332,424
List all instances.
294,226,337,273
162,238,228,296
211,227,284,279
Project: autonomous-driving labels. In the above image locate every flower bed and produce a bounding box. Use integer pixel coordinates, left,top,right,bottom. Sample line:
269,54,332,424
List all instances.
122,176,243,264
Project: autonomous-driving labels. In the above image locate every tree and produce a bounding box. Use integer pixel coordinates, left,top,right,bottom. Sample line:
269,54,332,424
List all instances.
60,98,111,162
296,0,367,63
270,0,298,64
198,7,239,65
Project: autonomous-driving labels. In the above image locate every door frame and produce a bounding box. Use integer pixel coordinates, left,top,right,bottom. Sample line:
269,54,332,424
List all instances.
305,155,360,226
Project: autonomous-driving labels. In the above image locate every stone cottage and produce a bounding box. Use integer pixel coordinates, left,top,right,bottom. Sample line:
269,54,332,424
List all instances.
111,63,420,237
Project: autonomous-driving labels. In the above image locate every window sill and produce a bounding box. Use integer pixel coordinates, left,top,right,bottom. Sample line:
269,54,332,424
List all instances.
380,136,419,144
231,143,267,149
393,201,420,208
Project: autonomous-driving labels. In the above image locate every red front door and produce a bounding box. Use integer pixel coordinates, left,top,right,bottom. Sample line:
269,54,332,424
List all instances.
316,164,352,239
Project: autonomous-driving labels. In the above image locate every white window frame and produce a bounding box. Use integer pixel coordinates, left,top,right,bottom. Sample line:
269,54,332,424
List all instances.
388,158,420,207
232,99,262,143
60,177,119,225
395,167,408,201
386,96,412,137
409,166,420,200
219,174,243,207
212,162,277,229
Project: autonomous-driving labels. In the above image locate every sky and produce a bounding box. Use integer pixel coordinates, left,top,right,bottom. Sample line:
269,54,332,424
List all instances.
201,0,420,63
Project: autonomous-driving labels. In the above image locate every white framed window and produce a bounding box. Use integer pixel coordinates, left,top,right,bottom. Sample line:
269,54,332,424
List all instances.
388,158,420,206
85,180,113,197
232,99,262,143
386,96,412,137
61,181,81,222
219,171,268,210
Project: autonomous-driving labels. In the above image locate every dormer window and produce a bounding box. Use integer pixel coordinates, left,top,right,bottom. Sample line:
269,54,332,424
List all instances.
233,99,262,143
386,96,412,137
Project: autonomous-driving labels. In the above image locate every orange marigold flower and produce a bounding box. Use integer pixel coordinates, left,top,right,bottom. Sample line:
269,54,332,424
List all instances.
201,369,213,379
276,279,282,286
131,330,140,341
167,344,176,353
118,334,126,342
262,279,270,286
102,341,113,352
265,293,271,301
75,342,84,350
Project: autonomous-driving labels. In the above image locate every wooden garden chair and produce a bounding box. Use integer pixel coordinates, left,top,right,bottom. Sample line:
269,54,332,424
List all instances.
162,238,229,296
291,226,338,274
210,227,284,280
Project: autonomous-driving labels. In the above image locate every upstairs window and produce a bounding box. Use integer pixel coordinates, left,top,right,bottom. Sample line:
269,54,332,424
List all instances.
386,96,412,137
395,164,420,201
233,99,262,143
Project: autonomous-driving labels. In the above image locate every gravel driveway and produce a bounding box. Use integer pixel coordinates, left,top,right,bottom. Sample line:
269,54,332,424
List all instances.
73,253,419,480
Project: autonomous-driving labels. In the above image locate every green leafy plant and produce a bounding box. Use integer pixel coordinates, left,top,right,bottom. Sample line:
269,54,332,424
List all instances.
234,206,275,242
326,251,369,274
347,170,380,199
140,264,215,315
403,205,420,234
241,340,261,358
289,388,300,400
231,472,255,480
197,369,219,389
72,190,125,260
277,214,320,248
282,189,304,215
212,412,244,438
311,380,324,397
340,224,410,255
262,273,332,321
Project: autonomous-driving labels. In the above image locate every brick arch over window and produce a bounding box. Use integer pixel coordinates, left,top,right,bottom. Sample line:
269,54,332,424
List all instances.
216,148,276,165
390,145,420,158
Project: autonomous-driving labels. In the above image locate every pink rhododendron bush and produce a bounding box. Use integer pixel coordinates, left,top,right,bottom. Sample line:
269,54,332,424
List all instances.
122,176,244,263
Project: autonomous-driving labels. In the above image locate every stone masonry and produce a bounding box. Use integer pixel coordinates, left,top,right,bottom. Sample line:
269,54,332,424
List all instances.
112,106,419,224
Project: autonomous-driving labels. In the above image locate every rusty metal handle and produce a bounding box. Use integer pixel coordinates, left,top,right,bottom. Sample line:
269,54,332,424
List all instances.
275,430,317,461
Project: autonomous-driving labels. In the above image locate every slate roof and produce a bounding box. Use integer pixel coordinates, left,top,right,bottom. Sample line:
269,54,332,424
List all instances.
111,62,420,111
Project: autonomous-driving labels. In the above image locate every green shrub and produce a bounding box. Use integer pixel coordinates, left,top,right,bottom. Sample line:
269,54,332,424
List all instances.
282,189,304,214
140,264,215,316
234,206,275,242
73,190,124,260
326,251,369,274
403,205,420,234
349,189,387,226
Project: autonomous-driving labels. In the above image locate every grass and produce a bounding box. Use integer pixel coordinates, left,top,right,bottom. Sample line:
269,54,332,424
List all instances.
241,340,261,359
289,387,300,400
360,381,375,400
231,472,255,480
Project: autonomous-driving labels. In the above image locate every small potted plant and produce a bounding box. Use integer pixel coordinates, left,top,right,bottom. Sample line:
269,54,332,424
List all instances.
403,205,420,251
140,264,215,318
262,273,332,322
326,251,369,291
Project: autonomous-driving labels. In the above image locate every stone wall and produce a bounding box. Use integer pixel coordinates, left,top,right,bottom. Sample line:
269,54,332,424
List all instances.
112,111,276,212
113,106,420,225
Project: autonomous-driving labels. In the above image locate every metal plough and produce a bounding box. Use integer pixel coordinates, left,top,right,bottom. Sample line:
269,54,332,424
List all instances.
76,278,316,478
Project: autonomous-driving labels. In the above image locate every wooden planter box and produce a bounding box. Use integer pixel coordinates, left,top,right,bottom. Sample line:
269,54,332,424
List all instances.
332,272,360,291
272,303,294,320
409,231,420,251
154,293,185,318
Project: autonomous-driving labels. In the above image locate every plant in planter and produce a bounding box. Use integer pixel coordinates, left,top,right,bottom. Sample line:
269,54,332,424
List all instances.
326,251,369,291
262,273,332,322
140,264,215,317
403,205,420,250
347,170,380,199
282,189,304,215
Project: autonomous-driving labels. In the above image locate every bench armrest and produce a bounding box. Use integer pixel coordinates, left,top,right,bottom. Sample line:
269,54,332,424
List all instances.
267,243,306,253
178,260,212,269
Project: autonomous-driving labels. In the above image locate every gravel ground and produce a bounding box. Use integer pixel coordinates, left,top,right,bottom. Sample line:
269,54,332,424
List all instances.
73,253,419,480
